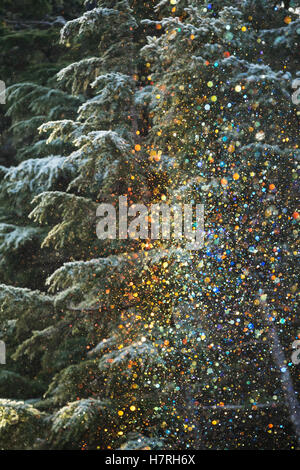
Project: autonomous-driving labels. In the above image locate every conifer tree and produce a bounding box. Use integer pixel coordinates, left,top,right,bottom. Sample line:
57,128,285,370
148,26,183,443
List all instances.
142,0,300,448
0,0,299,451
0,0,83,167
